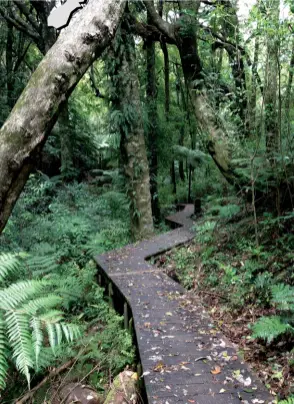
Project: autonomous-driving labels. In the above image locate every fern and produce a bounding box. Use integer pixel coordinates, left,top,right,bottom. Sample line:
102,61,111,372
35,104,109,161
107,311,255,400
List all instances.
0,253,21,284
279,397,294,404
252,315,292,343
0,253,81,389
271,283,294,311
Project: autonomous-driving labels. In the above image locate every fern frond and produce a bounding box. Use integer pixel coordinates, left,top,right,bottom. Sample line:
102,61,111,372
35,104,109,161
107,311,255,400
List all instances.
0,280,47,310
20,295,62,316
6,311,33,386
278,397,294,404
25,255,58,277
31,317,43,369
252,315,291,343
271,284,294,311
61,323,81,342
0,253,21,284
0,312,9,390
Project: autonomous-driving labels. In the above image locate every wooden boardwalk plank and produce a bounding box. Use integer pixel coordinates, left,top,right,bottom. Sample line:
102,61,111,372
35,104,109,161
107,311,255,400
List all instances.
94,205,274,403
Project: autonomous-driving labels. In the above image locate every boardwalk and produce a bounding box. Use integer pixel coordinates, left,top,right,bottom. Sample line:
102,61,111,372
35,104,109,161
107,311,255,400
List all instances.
95,205,274,404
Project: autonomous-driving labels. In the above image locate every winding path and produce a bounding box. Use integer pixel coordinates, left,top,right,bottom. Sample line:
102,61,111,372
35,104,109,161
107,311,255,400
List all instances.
95,205,273,404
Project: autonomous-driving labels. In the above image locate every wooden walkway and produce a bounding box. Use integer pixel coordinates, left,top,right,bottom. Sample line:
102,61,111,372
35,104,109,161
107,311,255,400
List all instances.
95,205,274,404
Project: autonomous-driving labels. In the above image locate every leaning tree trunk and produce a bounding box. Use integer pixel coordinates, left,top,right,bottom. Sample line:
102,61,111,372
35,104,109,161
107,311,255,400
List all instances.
108,21,154,239
0,0,125,234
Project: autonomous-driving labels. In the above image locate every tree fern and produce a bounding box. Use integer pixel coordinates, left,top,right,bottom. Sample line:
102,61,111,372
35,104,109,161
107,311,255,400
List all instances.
0,253,81,389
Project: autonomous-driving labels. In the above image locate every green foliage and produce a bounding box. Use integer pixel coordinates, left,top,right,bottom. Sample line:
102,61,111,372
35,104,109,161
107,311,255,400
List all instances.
279,397,294,404
0,253,81,389
252,316,291,344
0,177,134,399
195,221,216,244
252,284,294,343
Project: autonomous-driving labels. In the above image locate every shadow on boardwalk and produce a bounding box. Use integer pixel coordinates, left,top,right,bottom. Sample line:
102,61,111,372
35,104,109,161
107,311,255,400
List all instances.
95,205,274,404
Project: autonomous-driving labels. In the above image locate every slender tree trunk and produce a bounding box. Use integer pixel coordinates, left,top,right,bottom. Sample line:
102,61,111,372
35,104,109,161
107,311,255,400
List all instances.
0,0,125,234
146,12,160,224
59,100,74,179
249,35,260,134
6,23,14,110
285,38,294,139
175,64,186,182
264,0,280,153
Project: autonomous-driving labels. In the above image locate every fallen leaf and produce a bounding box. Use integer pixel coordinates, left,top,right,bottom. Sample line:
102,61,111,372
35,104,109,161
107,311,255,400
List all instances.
211,365,222,375
219,388,226,393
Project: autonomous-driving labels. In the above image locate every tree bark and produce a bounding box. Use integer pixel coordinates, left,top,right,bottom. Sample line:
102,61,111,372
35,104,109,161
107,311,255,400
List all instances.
146,11,160,224
0,0,125,234
59,100,74,179
249,35,260,134
264,0,280,153
285,37,294,139
6,22,14,110
109,20,154,239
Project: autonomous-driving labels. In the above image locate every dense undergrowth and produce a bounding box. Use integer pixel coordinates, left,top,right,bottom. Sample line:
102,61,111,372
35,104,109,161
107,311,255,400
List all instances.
157,194,294,401
0,174,134,402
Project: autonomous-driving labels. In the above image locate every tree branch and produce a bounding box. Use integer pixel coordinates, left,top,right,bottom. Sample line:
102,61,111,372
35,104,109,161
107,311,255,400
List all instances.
129,14,175,44
13,0,40,34
143,0,175,43
0,6,40,42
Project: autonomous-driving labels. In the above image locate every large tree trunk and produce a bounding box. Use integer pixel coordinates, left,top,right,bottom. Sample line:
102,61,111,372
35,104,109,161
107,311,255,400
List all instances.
109,21,154,239
146,11,160,224
0,0,125,234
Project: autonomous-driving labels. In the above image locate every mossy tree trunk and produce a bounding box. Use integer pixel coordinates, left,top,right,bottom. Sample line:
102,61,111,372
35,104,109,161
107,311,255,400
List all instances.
108,20,154,239
146,10,161,224
144,0,240,186
0,0,125,234
6,22,14,110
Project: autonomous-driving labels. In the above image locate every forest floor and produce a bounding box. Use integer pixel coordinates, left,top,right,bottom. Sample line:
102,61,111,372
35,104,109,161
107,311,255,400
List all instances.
155,197,294,401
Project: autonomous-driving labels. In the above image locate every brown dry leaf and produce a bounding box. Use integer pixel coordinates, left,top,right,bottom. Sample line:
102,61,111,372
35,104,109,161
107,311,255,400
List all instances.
153,361,166,372
211,365,222,375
